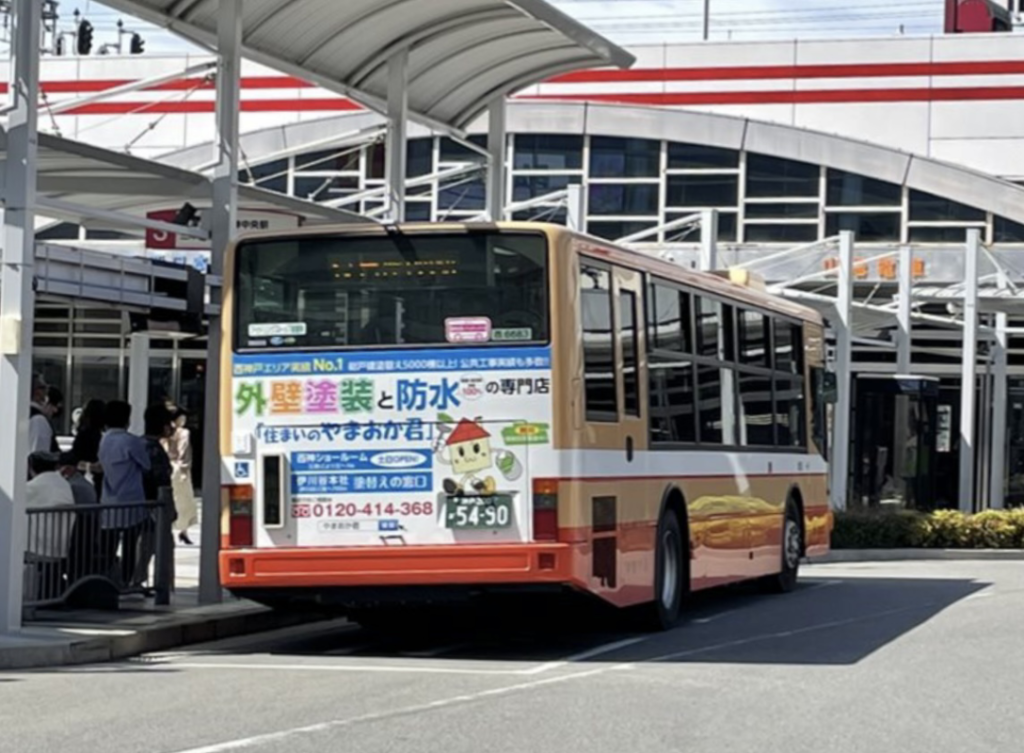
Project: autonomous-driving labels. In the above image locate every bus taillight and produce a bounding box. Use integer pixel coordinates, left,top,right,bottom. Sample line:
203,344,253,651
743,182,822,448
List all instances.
532,479,559,541
227,485,254,548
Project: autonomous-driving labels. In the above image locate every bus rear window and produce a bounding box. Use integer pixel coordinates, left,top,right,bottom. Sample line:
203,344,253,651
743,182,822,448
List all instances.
235,231,549,351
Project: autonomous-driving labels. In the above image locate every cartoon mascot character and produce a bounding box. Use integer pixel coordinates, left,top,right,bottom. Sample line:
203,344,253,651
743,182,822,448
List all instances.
439,418,497,496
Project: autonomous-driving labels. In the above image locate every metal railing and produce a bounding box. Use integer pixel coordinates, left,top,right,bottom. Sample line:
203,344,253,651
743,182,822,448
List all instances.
23,489,175,611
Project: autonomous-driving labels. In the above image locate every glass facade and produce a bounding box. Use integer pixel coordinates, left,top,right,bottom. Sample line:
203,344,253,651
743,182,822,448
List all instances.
235,133,1022,246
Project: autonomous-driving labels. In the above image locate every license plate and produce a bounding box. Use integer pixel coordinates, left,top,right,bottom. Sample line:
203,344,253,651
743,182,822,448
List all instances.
444,495,514,529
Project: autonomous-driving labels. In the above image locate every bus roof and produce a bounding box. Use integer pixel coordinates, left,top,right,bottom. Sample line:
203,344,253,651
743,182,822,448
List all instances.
231,221,823,326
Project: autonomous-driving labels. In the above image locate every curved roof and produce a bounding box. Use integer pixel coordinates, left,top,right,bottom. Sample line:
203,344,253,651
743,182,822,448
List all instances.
7,131,364,232
159,101,1024,227
98,0,634,132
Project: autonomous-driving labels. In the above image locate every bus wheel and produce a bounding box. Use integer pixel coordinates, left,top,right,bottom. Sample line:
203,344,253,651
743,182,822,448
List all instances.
636,510,685,631
767,500,802,594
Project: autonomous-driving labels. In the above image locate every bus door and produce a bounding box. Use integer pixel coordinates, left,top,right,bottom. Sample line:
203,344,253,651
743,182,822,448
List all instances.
577,261,648,596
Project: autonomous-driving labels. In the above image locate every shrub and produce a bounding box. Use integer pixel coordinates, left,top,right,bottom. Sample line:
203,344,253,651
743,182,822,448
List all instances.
832,508,1024,549
831,509,926,549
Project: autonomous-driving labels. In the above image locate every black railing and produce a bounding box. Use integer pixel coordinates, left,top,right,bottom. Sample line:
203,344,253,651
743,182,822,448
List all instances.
23,489,175,611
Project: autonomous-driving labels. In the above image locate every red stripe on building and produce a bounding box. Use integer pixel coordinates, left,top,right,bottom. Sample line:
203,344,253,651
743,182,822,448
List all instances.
2,58,1024,97
65,98,362,115
548,59,1024,83
58,86,1024,115
530,86,1024,106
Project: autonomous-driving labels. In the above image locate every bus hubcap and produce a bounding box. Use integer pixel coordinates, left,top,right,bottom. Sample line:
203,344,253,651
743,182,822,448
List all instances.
784,519,801,570
661,530,680,608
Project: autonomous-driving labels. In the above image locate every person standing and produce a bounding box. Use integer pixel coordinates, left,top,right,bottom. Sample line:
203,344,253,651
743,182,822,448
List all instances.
164,407,198,545
46,386,64,453
28,374,54,456
97,401,151,588
133,404,175,587
72,399,107,499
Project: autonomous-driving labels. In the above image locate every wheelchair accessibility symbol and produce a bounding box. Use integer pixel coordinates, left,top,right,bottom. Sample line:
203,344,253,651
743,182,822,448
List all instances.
234,461,251,480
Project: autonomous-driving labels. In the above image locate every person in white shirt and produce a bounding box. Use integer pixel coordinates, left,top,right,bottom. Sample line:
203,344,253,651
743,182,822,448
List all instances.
28,374,55,456
25,451,76,559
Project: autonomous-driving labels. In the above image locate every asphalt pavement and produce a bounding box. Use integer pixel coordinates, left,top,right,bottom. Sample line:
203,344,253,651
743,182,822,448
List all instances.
3,560,1023,753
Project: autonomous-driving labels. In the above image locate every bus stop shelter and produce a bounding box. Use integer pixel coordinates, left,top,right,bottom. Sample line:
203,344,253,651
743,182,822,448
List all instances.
0,0,633,633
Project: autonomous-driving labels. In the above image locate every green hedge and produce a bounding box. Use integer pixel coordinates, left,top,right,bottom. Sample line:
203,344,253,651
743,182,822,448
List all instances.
832,509,1024,549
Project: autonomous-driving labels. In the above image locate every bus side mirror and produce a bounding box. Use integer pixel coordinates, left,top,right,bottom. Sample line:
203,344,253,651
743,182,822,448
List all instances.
822,372,838,404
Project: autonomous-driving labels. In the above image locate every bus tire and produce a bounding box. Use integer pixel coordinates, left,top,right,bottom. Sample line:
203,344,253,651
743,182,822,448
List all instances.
636,510,685,631
767,500,802,594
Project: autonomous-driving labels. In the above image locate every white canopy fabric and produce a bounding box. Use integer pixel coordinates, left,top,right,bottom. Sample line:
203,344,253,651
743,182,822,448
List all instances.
96,0,634,132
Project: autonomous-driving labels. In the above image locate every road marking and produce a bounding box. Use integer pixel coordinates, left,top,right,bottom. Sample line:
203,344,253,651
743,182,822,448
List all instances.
167,664,630,753
522,636,648,675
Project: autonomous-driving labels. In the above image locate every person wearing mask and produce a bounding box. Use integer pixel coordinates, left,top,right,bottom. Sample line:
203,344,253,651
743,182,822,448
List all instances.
28,374,54,456
97,401,150,588
164,407,198,545
72,399,106,499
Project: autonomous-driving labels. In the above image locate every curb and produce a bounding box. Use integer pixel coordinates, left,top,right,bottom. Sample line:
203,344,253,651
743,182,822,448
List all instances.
0,604,325,671
812,548,1024,563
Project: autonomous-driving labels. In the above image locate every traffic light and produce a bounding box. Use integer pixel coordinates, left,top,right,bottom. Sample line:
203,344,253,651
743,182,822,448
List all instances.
130,32,145,55
76,20,93,55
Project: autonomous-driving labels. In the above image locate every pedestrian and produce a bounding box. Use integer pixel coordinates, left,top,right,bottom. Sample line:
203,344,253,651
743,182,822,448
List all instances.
72,399,106,499
28,374,54,456
46,386,64,452
132,404,175,587
24,451,76,601
164,406,198,545
97,400,151,588
59,451,100,582
25,451,75,558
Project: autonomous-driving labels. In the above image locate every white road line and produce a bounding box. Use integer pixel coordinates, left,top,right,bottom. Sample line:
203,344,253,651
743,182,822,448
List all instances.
161,661,522,676
522,636,648,675
167,664,630,753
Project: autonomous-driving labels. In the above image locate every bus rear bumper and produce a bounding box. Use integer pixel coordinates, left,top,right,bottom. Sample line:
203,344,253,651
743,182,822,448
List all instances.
220,543,576,589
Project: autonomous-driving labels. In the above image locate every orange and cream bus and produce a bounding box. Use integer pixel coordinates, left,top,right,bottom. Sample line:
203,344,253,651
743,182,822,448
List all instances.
219,222,832,629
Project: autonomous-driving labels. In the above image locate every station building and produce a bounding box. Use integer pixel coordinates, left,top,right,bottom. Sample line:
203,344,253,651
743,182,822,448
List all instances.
9,27,1024,509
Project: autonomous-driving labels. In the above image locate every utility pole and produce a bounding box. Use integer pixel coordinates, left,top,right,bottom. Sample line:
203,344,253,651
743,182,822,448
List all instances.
703,0,710,40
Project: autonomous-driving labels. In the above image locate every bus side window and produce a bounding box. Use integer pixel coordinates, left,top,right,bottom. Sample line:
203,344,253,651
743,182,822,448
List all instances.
811,366,829,460
580,264,618,421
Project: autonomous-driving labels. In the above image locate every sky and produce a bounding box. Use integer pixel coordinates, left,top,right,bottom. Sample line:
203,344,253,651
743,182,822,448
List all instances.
60,0,954,54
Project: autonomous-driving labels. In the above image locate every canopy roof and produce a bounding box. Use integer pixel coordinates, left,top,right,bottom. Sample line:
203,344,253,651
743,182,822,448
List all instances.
97,0,634,131
0,129,362,229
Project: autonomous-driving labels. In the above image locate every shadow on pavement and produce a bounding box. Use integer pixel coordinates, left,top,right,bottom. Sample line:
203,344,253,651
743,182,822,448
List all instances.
183,574,988,668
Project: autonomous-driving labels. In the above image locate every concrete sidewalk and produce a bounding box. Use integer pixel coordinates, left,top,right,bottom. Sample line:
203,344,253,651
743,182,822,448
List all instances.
814,548,1024,563
1,525,322,671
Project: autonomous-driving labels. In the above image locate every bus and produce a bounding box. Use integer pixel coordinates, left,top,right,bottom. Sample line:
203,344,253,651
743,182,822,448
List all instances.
218,222,832,629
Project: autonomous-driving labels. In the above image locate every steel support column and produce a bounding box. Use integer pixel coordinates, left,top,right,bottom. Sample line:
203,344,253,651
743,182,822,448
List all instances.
0,0,41,634
989,267,1009,510
893,245,913,504
959,229,981,513
486,96,507,222
199,0,242,605
385,50,409,224
897,245,913,373
128,333,150,436
699,209,719,272
566,184,584,231
830,231,854,511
